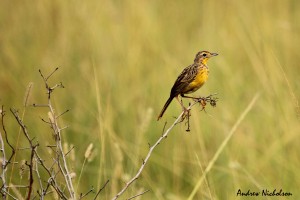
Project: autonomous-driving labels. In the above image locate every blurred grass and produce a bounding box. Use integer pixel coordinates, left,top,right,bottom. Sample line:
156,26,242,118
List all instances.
1,0,300,199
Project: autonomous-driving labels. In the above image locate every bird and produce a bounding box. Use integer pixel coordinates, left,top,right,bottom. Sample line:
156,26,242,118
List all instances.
157,50,218,120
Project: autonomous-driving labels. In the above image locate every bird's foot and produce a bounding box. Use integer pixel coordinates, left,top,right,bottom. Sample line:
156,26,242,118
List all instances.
199,98,207,111
179,107,191,122
193,97,207,111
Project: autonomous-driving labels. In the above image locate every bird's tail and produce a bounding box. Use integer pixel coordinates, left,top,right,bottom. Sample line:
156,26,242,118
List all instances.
157,96,173,121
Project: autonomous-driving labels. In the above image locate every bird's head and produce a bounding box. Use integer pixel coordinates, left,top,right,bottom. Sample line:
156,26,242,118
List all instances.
194,51,218,65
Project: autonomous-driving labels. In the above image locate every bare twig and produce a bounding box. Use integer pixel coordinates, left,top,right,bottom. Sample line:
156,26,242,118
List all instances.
56,109,70,119
112,94,218,200
1,106,16,199
0,106,16,168
161,121,167,135
32,104,48,107
25,145,37,200
1,187,18,200
36,68,75,199
10,109,34,143
65,145,75,157
111,113,183,199
34,157,45,200
175,94,218,127
10,108,39,200
2,68,77,200
94,180,109,200
34,150,68,200
79,187,94,199
60,126,69,131
39,67,59,82
126,189,150,200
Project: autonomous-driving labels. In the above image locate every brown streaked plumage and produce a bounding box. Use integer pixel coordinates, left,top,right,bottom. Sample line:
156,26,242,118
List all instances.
157,51,218,120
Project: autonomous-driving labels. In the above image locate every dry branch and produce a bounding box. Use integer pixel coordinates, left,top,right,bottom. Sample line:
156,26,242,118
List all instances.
0,107,16,199
112,94,218,200
35,68,75,199
94,179,110,200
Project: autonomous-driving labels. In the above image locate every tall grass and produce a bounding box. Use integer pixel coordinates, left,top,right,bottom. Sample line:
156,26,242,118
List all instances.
1,0,299,199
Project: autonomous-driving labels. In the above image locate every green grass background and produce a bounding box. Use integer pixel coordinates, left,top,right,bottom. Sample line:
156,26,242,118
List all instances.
1,0,300,199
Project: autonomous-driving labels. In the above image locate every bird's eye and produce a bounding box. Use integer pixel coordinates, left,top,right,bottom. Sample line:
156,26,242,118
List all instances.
202,53,207,57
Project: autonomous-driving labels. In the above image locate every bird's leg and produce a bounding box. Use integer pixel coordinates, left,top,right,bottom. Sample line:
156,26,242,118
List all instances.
181,94,201,101
176,96,190,120
176,96,187,111
181,94,206,110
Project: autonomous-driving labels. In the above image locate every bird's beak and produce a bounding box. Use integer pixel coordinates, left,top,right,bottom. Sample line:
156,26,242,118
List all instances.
211,53,218,57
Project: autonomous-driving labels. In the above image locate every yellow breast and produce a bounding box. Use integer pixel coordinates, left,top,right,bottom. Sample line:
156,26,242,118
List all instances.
185,67,209,93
